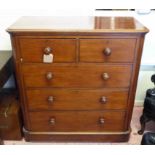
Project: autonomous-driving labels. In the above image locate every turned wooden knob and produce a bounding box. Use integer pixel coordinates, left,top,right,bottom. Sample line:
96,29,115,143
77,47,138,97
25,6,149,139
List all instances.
46,72,53,80
104,48,112,56
49,117,55,125
100,96,107,104
47,96,54,103
102,73,110,80
44,47,52,55
99,117,105,124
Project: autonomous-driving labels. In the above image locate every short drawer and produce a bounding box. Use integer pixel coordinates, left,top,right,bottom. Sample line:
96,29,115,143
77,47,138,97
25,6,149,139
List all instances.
80,38,136,62
18,38,76,63
22,64,132,88
29,111,126,132
26,89,128,111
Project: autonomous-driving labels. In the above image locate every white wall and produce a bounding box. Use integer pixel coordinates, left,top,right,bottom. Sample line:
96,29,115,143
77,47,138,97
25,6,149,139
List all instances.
135,70,155,105
0,9,155,105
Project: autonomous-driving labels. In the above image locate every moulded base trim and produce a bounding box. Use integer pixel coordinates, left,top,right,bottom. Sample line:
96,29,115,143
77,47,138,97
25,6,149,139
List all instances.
23,127,130,142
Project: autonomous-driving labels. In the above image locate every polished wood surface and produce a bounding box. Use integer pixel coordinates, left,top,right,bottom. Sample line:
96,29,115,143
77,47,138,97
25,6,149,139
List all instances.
7,16,148,33
19,38,76,63
80,38,136,62
22,64,132,88
24,132,130,142
26,88,128,111
28,111,126,132
7,16,148,142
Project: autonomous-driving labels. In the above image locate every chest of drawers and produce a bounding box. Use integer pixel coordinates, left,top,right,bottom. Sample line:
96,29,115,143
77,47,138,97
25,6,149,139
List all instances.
7,16,148,142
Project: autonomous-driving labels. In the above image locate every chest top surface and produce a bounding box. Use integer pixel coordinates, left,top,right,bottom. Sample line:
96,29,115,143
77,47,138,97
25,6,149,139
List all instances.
7,16,148,33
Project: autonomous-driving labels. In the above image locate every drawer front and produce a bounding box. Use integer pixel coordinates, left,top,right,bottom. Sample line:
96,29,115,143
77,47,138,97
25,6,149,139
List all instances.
19,38,76,62
80,39,136,62
22,64,132,88
26,89,128,110
29,111,126,132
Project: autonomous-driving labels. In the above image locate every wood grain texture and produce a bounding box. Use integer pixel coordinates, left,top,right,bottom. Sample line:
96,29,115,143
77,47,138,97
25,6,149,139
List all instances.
7,16,148,34
24,130,130,142
26,88,128,111
7,16,148,142
28,111,126,132
19,38,76,63
125,36,146,130
80,38,136,62
22,64,132,88
0,93,22,140
10,36,31,129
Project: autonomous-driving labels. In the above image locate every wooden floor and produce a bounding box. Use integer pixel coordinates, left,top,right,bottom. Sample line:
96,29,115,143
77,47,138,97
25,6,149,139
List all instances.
4,106,155,145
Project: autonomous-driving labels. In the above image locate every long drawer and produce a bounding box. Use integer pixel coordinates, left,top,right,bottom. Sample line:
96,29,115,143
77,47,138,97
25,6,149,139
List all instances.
18,38,77,63
22,64,132,88
29,111,126,132
80,38,136,62
26,89,128,111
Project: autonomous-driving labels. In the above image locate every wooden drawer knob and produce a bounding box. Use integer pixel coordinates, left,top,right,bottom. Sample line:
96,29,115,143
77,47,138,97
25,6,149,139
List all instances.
47,96,54,103
102,73,110,80
46,72,53,80
44,47,52,55
99,117,105,124
104,48,112,56
100,96,107,104
49,117,56,125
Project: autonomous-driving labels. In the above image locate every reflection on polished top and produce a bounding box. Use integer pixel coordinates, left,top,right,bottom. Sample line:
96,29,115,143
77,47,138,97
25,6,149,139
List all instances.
7,16,149,33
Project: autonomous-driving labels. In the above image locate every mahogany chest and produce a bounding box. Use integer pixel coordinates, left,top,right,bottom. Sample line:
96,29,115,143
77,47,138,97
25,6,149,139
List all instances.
7,16,148,142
